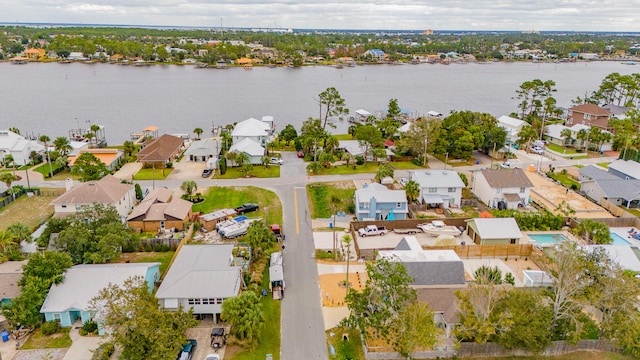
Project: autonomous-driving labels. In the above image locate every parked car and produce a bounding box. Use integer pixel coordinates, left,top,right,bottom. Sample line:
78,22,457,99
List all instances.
235,203,259,214
205,355,221,360
202,168,213,178
531,146,544,155
399,178,408,187
270,157,284,165
297,151,304,158
178,339,197,360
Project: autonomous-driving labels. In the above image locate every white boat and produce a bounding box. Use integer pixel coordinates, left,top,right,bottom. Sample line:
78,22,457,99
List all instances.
417,220,462,237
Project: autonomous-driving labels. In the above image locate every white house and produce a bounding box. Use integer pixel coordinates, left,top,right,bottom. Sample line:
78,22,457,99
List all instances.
0,130,45,165
184,138,221,163
473,169,533,209
354,182,408,221
231,118,271,146
408,170,465,208
545,123,612,151
227,138,265,165
608,159,640,180
497,115,528,143
465,218,523,245
156,245,242,322
50,175,136,218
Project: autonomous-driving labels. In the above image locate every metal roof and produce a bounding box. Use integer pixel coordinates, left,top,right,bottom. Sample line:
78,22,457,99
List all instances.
468,218,522,239
409,169,465,189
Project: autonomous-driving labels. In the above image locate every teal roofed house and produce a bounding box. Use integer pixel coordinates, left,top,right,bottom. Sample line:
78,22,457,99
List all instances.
40,263,160,335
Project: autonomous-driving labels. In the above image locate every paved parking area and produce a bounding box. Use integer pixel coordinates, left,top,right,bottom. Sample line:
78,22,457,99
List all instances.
186,320,228,360
167,158,207,180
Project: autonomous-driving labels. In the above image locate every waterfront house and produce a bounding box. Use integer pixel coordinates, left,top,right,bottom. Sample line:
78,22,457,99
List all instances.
497,115,528,143
354,182,408,221
408,169,465,209
51,175,135,219
24,48,45,60
566,103,612,131
377,236,466,287
473,169,533,209
364,49,386,61
544,123,612,151
0,129,45,165
136,134,184,167
231,118,272,146
40,263,159,335
184,138,221,163
127,188,193,232
68,148,124,171
338,140,392,161
579,165,640,208
156,245,242,323
465,218,523,245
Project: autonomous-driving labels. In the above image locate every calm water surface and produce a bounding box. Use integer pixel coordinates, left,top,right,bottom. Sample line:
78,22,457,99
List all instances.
0,61,637,144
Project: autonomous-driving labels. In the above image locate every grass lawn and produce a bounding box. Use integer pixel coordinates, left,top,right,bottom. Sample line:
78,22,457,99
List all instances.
33,162,64,178
597,162,610,169
21,328,72,349
326,327,365,360
192,186,283,225
311,163,379,175
48,169,81,181
433,154,477,167
215,165,280,179
547,171,581,190
546,143,588,156
133,167,173,180
461,352,636,360
307,182,356,219
390,161,425,170
0,189,56,231
119,251,175,275
332,134,353,141
229,271,281,360
622,207,640,217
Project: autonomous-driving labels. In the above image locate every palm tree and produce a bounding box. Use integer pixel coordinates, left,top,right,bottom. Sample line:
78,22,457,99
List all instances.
341,152,354,167
261,156,270,168
235,152,249,168
90,124,101,146
404,180,420,203
7,223,32,243
560,128,574,147
324,135,339,154
0,173,19,200
516,125,538,153
193,127,203,140
3,154,16,175
180,180,197,200
39,134,53,178
342,234,353,293
576,129,589,153
123,140,137,157
306,161,323,175
0,230,19,256
225,151,239,167
53,136,72,156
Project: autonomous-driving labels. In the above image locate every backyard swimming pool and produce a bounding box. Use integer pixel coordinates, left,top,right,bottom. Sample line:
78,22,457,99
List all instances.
610,232,632,246
530,232,632,246
528,233,568,245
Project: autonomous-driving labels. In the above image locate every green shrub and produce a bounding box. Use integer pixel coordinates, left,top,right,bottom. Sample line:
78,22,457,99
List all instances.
144,244,153,252
41,320,61,336
81,320,98,334
355,155,365,165
91,342,115,360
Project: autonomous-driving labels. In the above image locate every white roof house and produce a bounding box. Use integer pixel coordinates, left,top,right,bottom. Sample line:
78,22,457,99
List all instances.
40,263,160,331
228,138,265,165
339,140,393,159
588,245,640,272
184,138,221,162
465,218,523,245
156,245,242,319
231,118,271,146
0,130,45,165
497,115,528,142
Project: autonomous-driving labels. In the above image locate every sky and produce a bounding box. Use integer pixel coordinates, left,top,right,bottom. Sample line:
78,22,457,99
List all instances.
2,0,640,32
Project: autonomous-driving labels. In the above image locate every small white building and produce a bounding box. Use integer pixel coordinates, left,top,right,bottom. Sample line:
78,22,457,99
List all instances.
227,138,265,165
497,115,528,143
0,130,45,165
465,218,523,245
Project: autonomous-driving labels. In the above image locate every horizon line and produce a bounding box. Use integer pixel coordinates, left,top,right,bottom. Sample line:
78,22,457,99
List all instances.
1,21,640,35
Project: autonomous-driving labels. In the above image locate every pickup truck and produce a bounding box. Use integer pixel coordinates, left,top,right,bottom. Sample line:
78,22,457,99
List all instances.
358,225,387,237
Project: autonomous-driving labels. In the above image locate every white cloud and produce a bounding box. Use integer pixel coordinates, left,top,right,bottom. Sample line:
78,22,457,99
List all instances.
1,0,640,31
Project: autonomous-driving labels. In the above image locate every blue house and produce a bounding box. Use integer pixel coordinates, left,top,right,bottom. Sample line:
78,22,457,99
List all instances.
40,263,160,335
355,182,408,221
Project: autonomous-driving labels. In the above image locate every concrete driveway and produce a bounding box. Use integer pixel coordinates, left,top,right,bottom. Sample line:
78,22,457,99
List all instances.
63,325,103,360
185,320,228,360
167,159,207,181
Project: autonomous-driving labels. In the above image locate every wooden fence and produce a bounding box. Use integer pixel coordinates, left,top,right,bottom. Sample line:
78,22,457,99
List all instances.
598,198,636,218
456,340,620,358
426,244,534,259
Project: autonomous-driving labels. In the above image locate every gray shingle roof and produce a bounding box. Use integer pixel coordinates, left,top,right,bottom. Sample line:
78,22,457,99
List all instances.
156,245,241,299
609,160,640,180
51,175,132,206
480,168,534,188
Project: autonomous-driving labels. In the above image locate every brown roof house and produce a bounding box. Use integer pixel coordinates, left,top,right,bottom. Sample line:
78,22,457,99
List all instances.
472,168,534,210
51,175,135,219
127,188,193,233
566,103,612,131
136,134,184,168
417,288,460,338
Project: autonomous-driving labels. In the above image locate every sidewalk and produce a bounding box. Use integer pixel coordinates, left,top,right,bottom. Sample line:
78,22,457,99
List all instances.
62,325,102,360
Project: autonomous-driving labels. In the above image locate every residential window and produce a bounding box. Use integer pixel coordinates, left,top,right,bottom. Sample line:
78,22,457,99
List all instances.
217,298,223,304
61,204,67,208
428,187,437,193
396,202,401,208
448,187,456,193
188,299,201,305
202,299,210,305
363,202,369,209
53,313,62,321
75,205,82,211
496,188,502,194
520,187,525,193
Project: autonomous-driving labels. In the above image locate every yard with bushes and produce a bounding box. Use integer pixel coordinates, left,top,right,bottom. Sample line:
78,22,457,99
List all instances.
307,182,356,219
